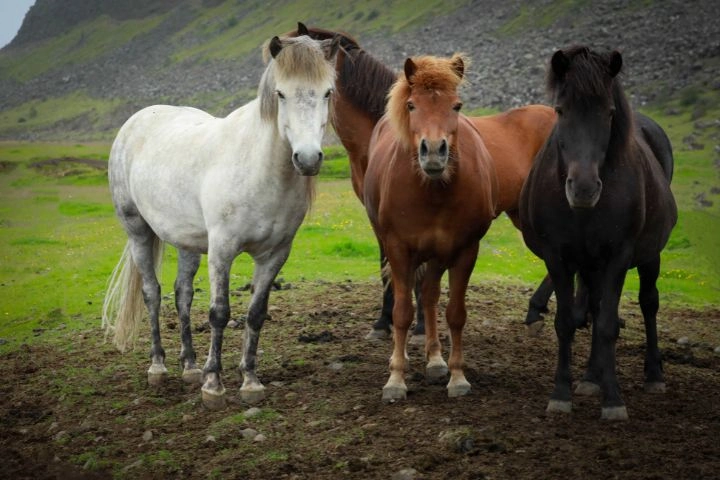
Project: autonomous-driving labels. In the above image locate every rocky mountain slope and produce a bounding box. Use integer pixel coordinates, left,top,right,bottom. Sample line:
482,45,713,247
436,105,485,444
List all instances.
0,0,718,140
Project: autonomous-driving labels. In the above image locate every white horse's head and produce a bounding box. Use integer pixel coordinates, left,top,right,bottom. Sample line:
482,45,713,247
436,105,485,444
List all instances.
260,34,340,176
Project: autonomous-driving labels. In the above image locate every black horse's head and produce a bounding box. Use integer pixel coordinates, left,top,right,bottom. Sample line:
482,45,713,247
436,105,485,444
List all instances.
548,46,630,209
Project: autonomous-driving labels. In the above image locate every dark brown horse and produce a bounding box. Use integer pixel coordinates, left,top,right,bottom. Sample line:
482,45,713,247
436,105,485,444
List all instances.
291,23,556,338
519,46,677,420
364,54,497,401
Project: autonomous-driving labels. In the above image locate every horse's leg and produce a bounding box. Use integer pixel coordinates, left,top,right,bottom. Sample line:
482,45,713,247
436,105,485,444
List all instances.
382,247,414,402
525,275,552,334
544,255,577,414
575,273,603,396
175,249,203,385
445,244,478,398
420,261,446,382
594,254,632,421
239,245,291,404
200,245,234,410
366,248,393,340
128,234,165,386
637,257,666,393
409,271,426,343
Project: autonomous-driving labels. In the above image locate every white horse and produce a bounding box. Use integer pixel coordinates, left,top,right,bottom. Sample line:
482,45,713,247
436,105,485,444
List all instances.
102,33,339,409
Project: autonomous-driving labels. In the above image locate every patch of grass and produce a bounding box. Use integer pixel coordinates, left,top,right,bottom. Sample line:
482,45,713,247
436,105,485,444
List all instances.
58,201,114,217
497,0,589,36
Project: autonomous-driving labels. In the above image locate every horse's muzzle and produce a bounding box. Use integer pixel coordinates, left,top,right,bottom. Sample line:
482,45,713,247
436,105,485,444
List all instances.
292,149,324,176
565,176,602,209
418,138,449,179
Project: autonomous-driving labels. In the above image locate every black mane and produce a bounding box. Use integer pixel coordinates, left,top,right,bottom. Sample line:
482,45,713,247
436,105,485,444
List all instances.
547,46,633,151
301,26,396,122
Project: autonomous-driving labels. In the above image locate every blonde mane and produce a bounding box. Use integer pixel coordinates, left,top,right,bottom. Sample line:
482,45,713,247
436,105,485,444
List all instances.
387,54,467,149
259,35,337,122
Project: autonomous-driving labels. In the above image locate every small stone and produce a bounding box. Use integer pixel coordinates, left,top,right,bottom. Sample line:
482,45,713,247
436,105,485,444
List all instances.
205,435,216,443
714,346,720,355
270,381,284,388
328,361,343,371
182,414,193,422
253,433,267,442
47,422,59,433
53,430,68,441
142,430,153,442
392,468,418,480
244,407,262,418
677,336,690,345
241,428,258,440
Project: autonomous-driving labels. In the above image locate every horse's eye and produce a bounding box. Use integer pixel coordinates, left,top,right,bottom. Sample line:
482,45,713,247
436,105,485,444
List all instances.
453,102,463,112
407,102,415,112
554,106,563,116
276,90,285,100
324,89,333,99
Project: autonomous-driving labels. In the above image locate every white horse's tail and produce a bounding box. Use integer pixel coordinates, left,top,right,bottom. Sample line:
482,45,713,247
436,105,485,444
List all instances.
102,237,164,352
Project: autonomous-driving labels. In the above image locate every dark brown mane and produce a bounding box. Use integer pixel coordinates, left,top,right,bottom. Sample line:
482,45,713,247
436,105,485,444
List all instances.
298,26,396,122
547,45,633,150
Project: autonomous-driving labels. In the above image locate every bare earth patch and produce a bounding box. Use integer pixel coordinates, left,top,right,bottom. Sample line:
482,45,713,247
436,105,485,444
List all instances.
1,281,718,479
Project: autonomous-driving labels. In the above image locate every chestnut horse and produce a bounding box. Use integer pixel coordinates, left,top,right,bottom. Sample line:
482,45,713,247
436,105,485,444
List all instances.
519,46,677,420
364,54,497,401
291,24,556,338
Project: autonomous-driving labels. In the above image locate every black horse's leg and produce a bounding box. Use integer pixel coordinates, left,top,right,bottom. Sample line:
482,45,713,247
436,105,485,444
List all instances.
544,257,577,414
175,249,202,384
525,274,552,334
638,257,666,393
239,245,291,404
412,270,426,338
368,248,393,339
594,255,632,420
575,273,603,396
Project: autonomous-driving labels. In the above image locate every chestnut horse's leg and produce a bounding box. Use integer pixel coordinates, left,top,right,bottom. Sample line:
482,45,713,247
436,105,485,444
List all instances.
175,249,203,385
381,247,414,402
445,244,478,398
421,261,448,382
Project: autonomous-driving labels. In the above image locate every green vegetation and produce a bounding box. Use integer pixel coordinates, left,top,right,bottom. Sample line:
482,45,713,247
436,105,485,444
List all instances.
1,95,718,352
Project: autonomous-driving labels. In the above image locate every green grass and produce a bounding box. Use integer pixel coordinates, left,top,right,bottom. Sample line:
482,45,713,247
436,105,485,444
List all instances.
0,124,717,352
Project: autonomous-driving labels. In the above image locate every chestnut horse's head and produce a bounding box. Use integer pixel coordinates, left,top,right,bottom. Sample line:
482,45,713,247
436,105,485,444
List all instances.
387,54,466,182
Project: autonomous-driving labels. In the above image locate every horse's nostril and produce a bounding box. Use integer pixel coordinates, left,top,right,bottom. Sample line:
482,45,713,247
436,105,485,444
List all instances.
439,139,448,157
318,151,324,162
420,139,429,156
293,152,300,163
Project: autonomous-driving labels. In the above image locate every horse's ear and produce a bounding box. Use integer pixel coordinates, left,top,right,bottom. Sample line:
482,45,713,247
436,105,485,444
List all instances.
551,50,570,77
269,36,283,59
451,56,464,80
404,58,417,85
322,35,341,60
297,22,309,36
608,50,622,78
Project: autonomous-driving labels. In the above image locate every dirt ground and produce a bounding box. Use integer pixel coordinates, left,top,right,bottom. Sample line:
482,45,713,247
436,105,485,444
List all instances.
1,280,719,479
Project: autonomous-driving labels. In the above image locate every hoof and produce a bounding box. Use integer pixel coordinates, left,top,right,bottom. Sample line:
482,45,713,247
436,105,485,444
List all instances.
447,380,471,398
147,364,168,386
408,334,425,346
182,368,203,385
546,399,572,414
601,405,628,421
201,388,227,410
526,321,544,337
644,381,666,394
365,328,390,341
426,362,449,383
575,381,601,396
382,385,407,403
240,385,266,404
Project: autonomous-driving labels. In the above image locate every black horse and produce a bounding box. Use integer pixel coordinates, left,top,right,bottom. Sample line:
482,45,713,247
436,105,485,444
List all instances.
519,46,677,420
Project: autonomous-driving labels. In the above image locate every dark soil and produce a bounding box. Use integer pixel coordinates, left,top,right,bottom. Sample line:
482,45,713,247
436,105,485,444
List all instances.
1,281,719,479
